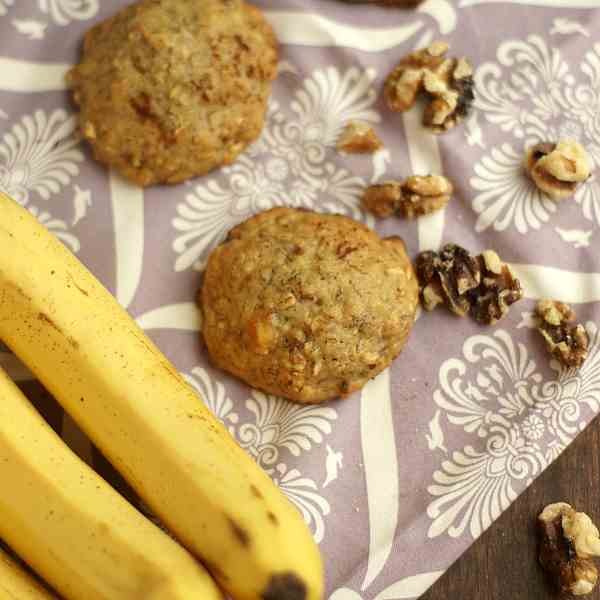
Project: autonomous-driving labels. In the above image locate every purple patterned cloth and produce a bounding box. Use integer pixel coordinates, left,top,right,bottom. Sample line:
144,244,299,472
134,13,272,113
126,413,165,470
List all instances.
2,1,600,598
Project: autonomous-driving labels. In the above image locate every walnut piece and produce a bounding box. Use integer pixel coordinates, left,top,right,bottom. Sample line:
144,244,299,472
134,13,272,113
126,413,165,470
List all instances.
384,41,475,133
362,181,402,218
361,175,452,219
470,250,524,325
525,140,591,200
398,175,452,218
415,244,523,324
538,502,600,596
536,300,589,368
337,121,383,154
416,244,477,317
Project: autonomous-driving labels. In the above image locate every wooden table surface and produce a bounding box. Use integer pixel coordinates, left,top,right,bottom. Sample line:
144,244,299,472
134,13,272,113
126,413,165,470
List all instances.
421,416,600,600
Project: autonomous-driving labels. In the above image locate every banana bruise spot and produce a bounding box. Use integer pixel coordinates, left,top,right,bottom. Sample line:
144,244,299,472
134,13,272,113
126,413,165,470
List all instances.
250,484,263,499
227,516,250,547
262,572,307,600
38,312,61,334
66,272,89,296
38,312,79,349
203,559,229,583
267,511,279,526
3,278,32,301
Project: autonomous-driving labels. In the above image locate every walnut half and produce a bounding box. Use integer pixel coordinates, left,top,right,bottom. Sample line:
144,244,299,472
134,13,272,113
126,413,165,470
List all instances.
536,300,589,369
384,41,475,133
399,175,453,218
415,244,523,324
538,502,600,596
525,140,591,200
361,175,453,219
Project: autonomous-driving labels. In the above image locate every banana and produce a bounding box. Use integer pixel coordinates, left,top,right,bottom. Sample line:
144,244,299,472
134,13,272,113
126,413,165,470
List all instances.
0,364,222,600
0,546,56,599
0,192,323,600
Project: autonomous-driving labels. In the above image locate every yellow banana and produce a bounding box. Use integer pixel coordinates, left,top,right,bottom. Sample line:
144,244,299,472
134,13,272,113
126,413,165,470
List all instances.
0,364,222,600
0,546,56,599
0,192,323,600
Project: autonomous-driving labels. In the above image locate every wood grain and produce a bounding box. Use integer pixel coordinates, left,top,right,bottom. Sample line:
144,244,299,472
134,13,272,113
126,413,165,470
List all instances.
422,416,600,599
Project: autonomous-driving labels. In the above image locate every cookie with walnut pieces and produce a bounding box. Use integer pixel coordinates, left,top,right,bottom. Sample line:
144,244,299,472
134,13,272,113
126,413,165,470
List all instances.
67,0,278,186
200,208,418,404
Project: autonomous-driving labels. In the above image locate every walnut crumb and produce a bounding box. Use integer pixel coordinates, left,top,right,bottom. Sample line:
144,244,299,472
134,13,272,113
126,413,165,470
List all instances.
337,121,383,154
384,41,475,133
246,312,277,355
538,502,600,596
361,174,453,219
415,244,523,324
525,140,591,200
536,300,589,368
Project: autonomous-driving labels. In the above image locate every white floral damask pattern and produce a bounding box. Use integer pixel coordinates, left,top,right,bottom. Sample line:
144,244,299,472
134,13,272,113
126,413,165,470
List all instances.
37,0,98,25
0,108,83,206
183,367,240,434
0,0,13,16
172,66,378,272
184,369,337,543
0,108,84,250
470,35,600,233
239,390,338,465
427,324,600,540
0,0,98,25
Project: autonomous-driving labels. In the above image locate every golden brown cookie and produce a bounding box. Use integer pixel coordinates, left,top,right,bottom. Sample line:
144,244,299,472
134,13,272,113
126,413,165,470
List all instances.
67,0,278,186
201,208,418,404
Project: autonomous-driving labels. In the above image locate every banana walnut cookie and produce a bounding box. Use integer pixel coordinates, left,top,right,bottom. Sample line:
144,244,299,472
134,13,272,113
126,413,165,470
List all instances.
200,208,419,404
67,0,278,186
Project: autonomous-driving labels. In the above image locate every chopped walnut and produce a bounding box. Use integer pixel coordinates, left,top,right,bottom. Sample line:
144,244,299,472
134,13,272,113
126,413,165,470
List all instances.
361,175,452,219
470,250,524,325
415,244,523,324
398,175,453,218
337,121,383,154
384,41,475,133
538,502,600,596
361,181,402,218
525,140,591,200
416,244,482,317
246,312,277,355
82,121,96,140
536,300,589,368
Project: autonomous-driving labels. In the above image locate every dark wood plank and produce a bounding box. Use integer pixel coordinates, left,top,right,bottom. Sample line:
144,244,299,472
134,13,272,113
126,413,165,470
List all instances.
422,416,600,599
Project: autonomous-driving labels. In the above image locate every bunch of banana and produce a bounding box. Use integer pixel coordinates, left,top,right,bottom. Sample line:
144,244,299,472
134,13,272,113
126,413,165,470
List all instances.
0,546,56,599
0,191,323,600
0,364,222,600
